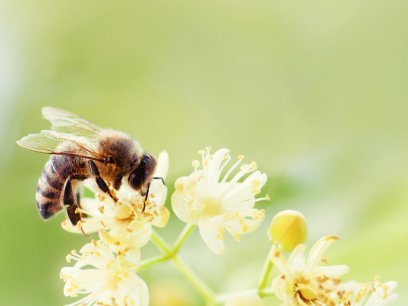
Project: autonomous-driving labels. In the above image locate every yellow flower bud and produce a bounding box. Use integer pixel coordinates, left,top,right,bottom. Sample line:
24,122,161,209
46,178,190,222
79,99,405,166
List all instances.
268,210,307,251
151,281,193,306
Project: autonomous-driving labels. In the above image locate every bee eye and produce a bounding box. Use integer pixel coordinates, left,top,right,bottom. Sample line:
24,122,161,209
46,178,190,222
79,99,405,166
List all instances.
128,153,156,191
129,170,144,190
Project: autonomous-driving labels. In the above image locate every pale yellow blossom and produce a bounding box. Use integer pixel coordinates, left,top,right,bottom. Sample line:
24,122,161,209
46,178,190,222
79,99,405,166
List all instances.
172,148,268,254
270,235,349,305
60,240,148,306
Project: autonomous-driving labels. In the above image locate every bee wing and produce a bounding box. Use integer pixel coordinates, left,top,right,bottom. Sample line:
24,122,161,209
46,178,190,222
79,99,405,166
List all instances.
42,107,102,140
17,130,105,161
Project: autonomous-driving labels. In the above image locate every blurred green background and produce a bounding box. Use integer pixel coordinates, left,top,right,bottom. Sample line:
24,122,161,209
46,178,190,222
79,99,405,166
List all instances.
1,0,408,305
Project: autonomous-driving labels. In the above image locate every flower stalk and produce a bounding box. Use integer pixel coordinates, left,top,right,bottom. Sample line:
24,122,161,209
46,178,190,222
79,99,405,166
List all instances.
257,246,275,296
172,256,215,304
139,255,169,271
148,225,277,305
150,230,216,304
173,223,196,254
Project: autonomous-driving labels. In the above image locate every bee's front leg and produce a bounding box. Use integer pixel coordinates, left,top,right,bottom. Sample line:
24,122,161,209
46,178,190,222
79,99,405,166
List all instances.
141,182,151,213
141,177,165,213
113,174,123,190
88,160,118,202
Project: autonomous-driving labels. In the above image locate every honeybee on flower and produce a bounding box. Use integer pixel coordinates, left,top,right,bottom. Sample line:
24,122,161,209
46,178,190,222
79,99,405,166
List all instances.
62,151,169,254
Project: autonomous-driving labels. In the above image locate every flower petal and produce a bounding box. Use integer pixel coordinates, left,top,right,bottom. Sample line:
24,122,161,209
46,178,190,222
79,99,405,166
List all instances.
171,187,198,224
154,150,169,179
305,235,339,273
287,244,307,272
198,216,226,254
314,265,349,278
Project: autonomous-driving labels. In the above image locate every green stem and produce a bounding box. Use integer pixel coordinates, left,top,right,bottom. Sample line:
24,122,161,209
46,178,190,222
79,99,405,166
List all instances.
151,230,215,304
257,246,275,295
262,288,274,297
150,230,172,253
173,224,195,254
139,255,169,271
172,256,215,303
140,225,194,271
147,229,277,304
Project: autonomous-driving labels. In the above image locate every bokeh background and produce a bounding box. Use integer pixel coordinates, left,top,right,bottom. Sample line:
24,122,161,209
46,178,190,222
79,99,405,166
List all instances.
1,0,408,305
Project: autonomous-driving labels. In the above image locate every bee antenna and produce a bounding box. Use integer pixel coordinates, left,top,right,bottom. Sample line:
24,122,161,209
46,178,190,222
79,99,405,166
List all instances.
152,176,166,186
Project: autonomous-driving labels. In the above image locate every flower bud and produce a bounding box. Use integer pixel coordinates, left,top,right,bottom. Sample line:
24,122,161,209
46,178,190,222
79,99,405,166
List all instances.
268,210,307,251
151,281,193,306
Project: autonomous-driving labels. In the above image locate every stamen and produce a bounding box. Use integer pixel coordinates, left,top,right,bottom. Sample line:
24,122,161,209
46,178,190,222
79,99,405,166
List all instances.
192,160,200,170
229,162,257,186
221,155,244,183
218,153,231,177
255,194,270,202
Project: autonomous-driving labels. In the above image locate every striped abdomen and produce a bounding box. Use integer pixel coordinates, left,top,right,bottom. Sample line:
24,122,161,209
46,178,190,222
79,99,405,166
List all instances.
36,155,88,220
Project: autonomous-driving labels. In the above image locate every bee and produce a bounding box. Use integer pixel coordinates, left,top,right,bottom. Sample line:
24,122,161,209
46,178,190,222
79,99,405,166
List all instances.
17,107,161,225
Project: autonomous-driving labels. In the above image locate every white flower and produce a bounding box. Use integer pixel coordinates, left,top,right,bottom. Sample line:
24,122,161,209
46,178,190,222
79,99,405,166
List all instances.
336,278,398,306
172,148,268,254
62,151,169,254
270,235,350,305
361,279,398,306
225,293,264,306
270,235,399,306
60,240,149,306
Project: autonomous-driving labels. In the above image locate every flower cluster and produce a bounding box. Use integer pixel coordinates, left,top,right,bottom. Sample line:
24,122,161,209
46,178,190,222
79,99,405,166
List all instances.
61,240,148,306
51,148,398,306
60,151,170,306
263,212,398,306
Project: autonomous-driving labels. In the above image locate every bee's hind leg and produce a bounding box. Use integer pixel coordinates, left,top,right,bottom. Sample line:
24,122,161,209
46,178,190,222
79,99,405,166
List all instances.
63,175,86,225
88,160,118,202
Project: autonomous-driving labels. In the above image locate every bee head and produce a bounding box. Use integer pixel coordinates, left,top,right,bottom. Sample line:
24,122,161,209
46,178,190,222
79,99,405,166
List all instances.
99,131,141,172
128,153,157,191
